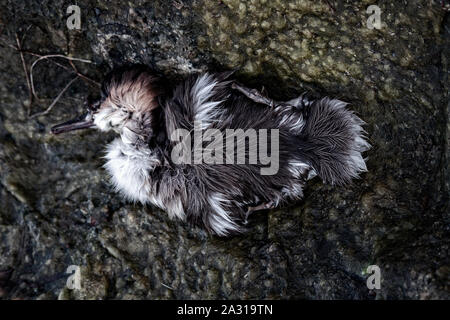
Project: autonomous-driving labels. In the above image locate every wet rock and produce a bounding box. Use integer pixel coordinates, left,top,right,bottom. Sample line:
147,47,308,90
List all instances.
0,0,448,299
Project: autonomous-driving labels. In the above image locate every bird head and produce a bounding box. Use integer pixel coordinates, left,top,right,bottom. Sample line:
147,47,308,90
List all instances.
51,65,162,138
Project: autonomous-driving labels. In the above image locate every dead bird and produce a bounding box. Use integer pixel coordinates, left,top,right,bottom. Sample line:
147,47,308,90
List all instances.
51,64,370,236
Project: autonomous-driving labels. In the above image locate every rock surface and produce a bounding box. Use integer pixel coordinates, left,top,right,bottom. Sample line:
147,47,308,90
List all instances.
0,0,448,299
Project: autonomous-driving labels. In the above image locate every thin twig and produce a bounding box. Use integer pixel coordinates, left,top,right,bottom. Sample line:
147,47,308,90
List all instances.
0,36,100,87
20,25,32,44
1,31,102,120
15,33,33,115
161,283,174,290
324,0,336,12
68,59,78,73
66,58,99,87
30,54,93,101
29,77,78,119
0,37,78,74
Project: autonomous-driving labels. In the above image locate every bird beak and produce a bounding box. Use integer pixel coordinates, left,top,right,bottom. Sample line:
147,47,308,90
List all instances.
51,112,95,134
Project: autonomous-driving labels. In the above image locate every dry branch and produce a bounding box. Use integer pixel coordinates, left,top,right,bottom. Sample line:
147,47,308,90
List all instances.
0,30,100,119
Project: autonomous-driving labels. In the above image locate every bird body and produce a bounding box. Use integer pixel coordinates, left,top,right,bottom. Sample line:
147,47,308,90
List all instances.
52,65,370,236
